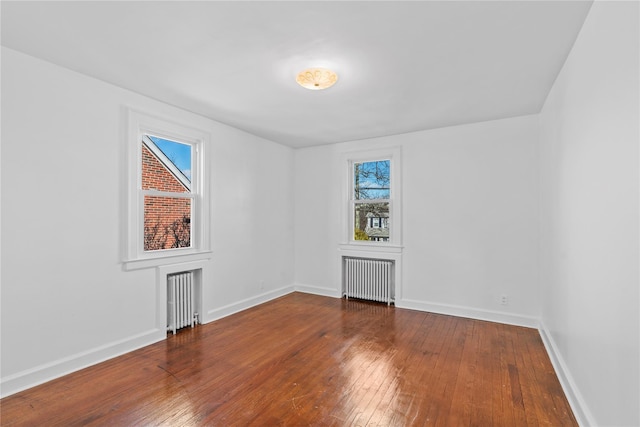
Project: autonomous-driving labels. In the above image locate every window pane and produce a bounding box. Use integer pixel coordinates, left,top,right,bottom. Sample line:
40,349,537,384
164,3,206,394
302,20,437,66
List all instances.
142,136,191,192
354,160,390,200
144,196,191,251
354,202,389,242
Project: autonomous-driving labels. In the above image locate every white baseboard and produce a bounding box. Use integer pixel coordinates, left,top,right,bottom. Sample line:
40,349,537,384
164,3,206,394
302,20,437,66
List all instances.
294,283,342,299
293,290,539,329
205,285,295,323
1,287,591,427
395,298,540,329
393,299,591,426
1,286,296,399
538,322,595,427
0,328,165,399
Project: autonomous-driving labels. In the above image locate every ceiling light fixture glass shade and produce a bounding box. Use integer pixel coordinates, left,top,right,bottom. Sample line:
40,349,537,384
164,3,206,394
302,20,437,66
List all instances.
296,68,338,90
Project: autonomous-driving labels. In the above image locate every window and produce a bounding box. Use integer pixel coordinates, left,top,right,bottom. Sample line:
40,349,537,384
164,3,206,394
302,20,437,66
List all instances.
142,136,192,251
353,160,390,242
125,109,210,269
344,147,401,247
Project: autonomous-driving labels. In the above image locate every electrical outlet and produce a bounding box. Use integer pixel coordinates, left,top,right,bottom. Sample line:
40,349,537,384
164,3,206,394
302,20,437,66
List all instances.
259,280,265,290
500,294,508,305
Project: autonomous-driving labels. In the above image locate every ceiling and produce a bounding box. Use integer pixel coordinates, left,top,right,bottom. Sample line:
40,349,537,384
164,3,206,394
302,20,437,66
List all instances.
1,1,592,148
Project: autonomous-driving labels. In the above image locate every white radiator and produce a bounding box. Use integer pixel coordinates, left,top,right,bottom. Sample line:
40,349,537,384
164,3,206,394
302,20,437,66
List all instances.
343,257,394,305
167,271,196,334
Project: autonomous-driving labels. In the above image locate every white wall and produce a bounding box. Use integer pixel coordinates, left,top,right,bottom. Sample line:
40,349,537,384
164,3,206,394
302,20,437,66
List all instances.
538,2,639,426
3,5,638,423
0,47,295,396
295,115,540,326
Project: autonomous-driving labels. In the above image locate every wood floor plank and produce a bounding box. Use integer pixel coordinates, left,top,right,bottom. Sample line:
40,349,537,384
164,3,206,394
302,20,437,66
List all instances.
0,293,577,426
423,315,468,426
366,311,429,426
497,325,513,418
390,312,441,426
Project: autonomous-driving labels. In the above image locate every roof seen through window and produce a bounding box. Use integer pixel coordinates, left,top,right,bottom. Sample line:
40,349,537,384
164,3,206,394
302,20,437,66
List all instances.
148,136,192,181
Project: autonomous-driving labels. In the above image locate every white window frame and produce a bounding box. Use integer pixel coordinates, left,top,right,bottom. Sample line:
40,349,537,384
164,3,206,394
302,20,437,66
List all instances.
341,147,402,250
123,109,211,270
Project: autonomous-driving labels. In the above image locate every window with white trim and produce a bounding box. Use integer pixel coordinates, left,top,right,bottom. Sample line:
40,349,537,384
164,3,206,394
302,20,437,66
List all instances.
125,110,210,268
345,148,402,247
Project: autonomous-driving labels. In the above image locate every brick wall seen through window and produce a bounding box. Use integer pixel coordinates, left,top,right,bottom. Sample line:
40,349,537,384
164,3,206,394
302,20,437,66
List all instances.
141,136,192,251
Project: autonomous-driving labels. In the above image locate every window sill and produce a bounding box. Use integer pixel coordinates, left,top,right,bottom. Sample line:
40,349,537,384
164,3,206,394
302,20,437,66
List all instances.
123,250,212,271
338,242,403,254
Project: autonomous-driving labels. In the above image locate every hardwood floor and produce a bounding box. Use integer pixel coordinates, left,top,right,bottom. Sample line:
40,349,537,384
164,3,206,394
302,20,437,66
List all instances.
1,293,576,426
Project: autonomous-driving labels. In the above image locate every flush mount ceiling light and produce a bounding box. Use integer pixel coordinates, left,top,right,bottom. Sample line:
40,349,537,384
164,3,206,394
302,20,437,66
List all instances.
296,67,338,90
